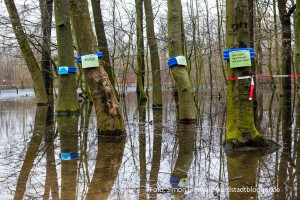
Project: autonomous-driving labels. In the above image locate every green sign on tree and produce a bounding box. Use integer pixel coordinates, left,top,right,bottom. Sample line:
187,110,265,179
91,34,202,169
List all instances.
229,51,251,68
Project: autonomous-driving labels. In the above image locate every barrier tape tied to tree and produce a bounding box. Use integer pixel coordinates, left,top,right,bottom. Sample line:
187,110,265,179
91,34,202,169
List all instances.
227,74,300,101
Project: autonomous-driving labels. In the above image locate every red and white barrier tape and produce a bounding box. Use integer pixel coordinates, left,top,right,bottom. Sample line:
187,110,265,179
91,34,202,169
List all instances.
249,77,255,100
227,74,300,101
228,74,300,80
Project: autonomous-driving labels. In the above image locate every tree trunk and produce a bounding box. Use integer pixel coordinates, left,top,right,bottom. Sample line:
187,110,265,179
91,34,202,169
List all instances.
144,0,163,107
278,0,293,90
40,0,54,102
4,0,48,105
54,0,79,114
295,0,300,87
135,0,148,102
225,0,270,148
67,0,125,135
91,0,116,88
167,0,196,122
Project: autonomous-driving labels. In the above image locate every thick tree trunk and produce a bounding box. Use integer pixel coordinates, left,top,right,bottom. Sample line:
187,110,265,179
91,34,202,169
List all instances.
67,0,125,135
144,0,163,107
135,0,147,102
225,0,270,148
167,0,196,122
4,0,48,105
40,0,54,101
91,0,116,88
54,0,79,114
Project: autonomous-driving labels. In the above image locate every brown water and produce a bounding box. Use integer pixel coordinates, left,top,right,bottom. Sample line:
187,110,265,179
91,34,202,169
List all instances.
0,89,297,199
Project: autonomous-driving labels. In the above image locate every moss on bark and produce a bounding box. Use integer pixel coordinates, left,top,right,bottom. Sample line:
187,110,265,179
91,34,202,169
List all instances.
167,0,196,121
54,0,79,114
225,0,273,148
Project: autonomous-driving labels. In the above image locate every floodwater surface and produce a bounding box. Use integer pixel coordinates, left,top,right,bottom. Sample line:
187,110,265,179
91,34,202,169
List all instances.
0,88,298,199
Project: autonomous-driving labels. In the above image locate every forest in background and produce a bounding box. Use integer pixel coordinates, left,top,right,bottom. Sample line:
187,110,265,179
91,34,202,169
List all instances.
0,0,287,90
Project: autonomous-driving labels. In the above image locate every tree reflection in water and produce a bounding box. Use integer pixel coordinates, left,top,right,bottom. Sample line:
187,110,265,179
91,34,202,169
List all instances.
1,89,300,199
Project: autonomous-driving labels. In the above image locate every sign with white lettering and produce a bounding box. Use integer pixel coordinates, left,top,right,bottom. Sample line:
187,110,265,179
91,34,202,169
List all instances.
82,54,99,68
229,51,251,68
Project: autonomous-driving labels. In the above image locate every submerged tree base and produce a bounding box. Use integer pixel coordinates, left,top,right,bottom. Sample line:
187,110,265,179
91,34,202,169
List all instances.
98,129,126,137
178,119,196,124
224,135,280,152
55,110,80,117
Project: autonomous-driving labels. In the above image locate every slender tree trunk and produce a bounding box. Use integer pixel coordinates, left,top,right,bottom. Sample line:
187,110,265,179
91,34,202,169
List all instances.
278,1,294,90
4,0,48,105
225,0,270,148
40,0,54,102
295,0,300,87
135,0,147,102
67,0,125,135
54,0,79,114
167,0,196,122
91,0,116,88
144,0,163,107
216,0,227,84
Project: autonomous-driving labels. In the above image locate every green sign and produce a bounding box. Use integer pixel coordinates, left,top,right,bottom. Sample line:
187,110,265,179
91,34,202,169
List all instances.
82,54,99,68
176,56,187,66
229,51,251,68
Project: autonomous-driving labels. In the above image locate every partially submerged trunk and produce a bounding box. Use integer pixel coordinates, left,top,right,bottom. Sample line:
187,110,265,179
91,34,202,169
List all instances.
54,0,79,114
225,0,272,149
167,0,196,122
135,0,148,102
144,0,163,107
67,0,125,135
4,0,48,105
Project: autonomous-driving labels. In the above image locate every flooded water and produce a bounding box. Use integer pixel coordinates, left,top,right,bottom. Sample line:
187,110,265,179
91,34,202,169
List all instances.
0,88,298,199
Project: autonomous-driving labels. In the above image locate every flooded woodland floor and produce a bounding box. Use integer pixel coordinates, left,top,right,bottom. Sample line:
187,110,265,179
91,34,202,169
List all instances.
0,86,298,200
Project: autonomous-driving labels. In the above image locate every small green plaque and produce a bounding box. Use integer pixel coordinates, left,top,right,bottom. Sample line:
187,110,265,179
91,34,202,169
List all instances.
82,54,99,68
229,51,251,68
176,56,187,66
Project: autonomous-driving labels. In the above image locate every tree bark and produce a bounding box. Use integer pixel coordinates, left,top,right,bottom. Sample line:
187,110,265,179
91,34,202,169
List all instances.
40,0,54,102
91,0,116,88
144,0,163,107
135,0,148,102
225,0,270,148
67,0,125,135
278,1,293,90
54,0,79,114
4,0,48,105
167,0,196,122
